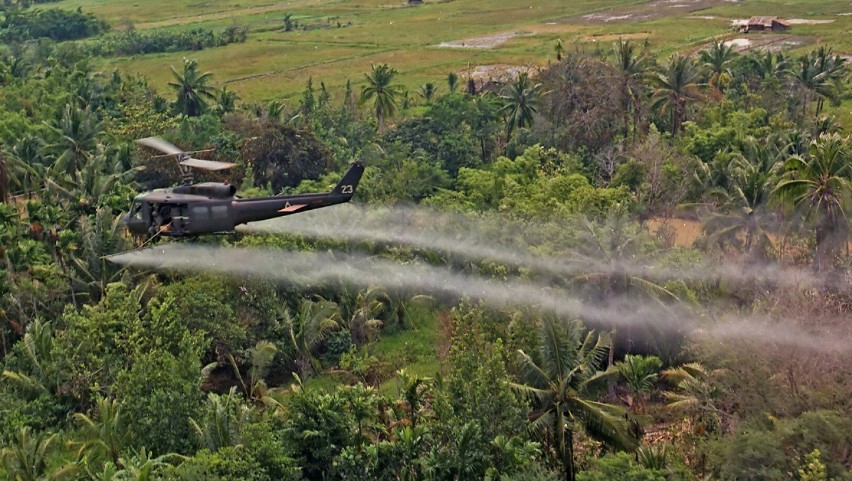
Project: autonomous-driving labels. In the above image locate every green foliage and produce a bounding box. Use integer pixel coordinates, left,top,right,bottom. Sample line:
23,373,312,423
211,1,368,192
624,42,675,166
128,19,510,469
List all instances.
513,316,640,481
799,449,830,481
236,118,332,193
427,145,631,217
55,283,141,401
0,427,76,481
427,306,531,480
112,345,203,455
144,276,241,356
360,63,403,133
189,388,249,452
170,446,270,481
282,384,379,480
707,410,852,481
169,59,216,117
616,354,663,413
83,26,248,57
70,396,129,469
576,452,666,481
0,8,108,43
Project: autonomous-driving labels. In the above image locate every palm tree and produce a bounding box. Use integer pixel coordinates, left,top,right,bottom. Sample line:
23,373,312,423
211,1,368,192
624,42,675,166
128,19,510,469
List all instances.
702,139,783,258
69,209,132,303
699,38,737,93
418,82,438,103
280,298,341,377
569,208,681,365
397,369,432,427
228,340,277,402
265,100,285,122
45,149,140,216
447,72,459,93
501,72,542,140
7,135,47,194
773,133,851,271
611,39,654,139
513,317,639,481
787,50,847,120
42,104,103,177
360,63,403,133
169,58,217,117
1,319,62,397
71,397,129,466
662,362,725,433
0,427,77,481
215,86,239,114
0,152,9,204
189,387,250,451
749,51,788,88
615,354,662,413
570,208,679,302
650,55,703,135
341,286,385,345
113,448,176,481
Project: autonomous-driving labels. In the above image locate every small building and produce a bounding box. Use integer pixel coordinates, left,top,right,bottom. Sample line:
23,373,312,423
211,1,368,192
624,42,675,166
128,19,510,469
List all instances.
740,16,791,33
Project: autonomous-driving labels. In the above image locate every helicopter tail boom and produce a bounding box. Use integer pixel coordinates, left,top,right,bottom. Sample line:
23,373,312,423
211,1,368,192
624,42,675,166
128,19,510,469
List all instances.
231,162,365,226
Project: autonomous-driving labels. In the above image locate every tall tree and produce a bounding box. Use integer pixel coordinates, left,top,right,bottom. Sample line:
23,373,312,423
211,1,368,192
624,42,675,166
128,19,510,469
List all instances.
513,317,639,481
0,152,9,204
169,59,217,117
699,38,737,93
650,55,703,135
611,39,654,139
774,133,851,271
360,63,403,133
787,49,847,119
501,71,541,140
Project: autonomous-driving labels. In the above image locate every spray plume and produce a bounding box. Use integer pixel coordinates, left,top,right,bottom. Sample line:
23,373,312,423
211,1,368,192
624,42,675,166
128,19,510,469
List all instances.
109,244,850,354
239,204,829,289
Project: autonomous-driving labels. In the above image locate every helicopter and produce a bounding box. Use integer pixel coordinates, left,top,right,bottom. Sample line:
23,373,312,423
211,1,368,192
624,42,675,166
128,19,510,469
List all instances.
124,136,364,243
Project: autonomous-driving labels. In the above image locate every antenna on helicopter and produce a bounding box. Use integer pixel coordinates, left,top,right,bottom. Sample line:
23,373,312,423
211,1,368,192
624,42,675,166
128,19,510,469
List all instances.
137,136,236,185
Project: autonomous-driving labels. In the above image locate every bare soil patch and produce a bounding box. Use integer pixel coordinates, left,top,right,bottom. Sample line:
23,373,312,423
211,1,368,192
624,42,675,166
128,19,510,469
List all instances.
731,18,835,26
575,0,735,25
722,34,815,53
785,18,835,25
646,217,703,247
436,31,532,49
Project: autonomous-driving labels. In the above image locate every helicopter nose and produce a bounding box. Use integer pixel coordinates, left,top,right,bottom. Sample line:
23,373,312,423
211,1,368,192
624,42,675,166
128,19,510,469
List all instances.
123,214,147,235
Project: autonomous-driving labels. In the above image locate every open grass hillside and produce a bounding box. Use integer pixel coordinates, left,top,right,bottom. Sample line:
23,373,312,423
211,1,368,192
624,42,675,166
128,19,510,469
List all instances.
44,0,852,112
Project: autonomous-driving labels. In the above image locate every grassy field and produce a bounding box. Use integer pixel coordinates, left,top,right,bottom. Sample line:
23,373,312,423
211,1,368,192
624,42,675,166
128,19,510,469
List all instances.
45,0,852,108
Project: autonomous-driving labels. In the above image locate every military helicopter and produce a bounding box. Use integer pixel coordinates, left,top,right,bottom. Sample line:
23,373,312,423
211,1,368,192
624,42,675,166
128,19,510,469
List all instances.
124,136,364,243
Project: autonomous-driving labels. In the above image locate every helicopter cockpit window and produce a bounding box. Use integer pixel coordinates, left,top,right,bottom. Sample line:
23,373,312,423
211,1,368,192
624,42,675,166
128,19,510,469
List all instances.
130,201,144,221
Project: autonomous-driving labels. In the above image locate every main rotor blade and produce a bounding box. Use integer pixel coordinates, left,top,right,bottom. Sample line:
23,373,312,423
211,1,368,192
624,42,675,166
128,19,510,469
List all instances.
180,157,236,171
137,136,183,156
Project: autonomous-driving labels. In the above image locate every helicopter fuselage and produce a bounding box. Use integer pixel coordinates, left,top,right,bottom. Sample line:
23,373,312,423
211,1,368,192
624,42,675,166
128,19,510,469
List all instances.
124,163,364,239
